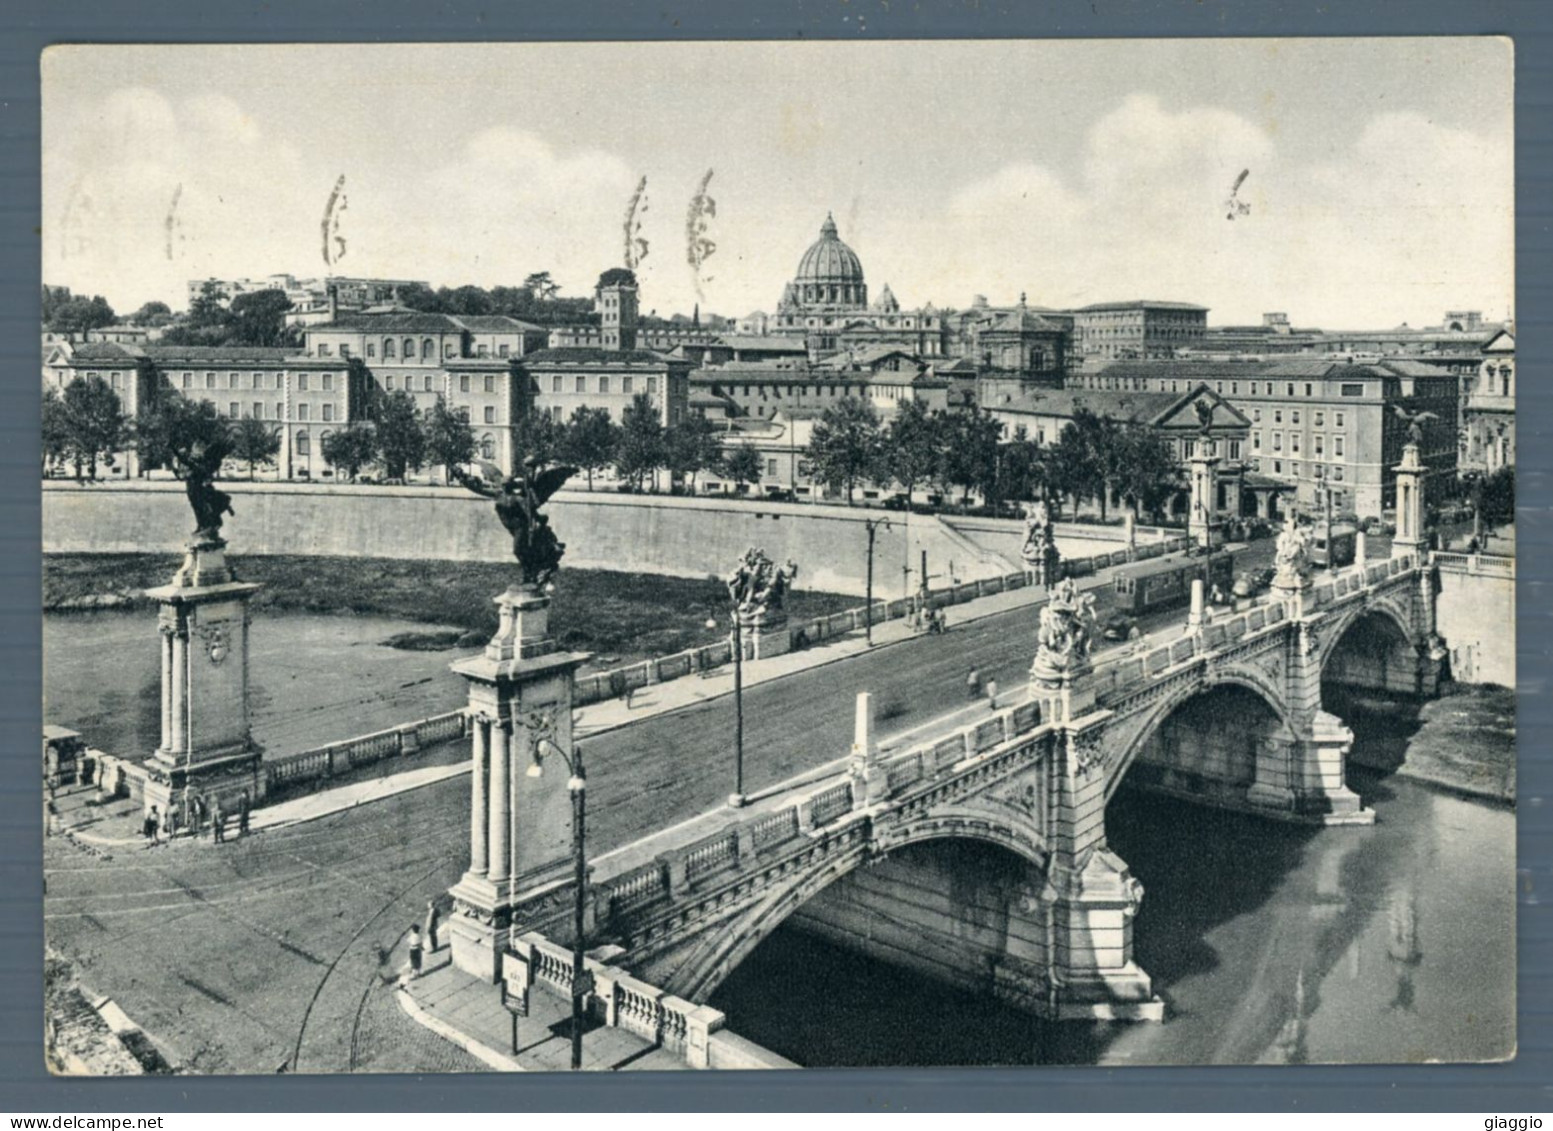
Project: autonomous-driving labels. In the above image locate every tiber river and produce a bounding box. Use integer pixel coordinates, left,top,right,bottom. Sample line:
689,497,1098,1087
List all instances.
45,610,1515,1068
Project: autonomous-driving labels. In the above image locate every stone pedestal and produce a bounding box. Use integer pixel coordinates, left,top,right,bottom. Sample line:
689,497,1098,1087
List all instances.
448,586,590,983
846,692,889,806
735,610,791,660
141,541,265,818
1039,848,1163,1021
1188,453,1223,554
1028,662,1096,727
1392,442,1428,556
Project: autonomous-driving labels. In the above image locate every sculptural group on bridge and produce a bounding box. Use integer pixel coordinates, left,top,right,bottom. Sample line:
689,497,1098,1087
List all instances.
727,547,799,621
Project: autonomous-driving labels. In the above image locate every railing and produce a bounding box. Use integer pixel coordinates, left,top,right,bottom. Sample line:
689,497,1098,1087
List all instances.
808,781,854,827
749,808,799,852
262,710,467,797
683,830,739,886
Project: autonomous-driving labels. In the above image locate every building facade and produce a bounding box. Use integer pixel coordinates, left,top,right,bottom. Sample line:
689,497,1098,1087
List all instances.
1071,301,1209,366
1461,329,1515,475
1069,358,1461,518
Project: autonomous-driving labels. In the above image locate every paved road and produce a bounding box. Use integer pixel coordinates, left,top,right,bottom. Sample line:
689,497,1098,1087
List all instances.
45,543,1279,1074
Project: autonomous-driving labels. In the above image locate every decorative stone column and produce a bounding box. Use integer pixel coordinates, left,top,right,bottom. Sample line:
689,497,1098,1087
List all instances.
846,691,888,806
447,586,590,983
1392,441,1428,556
141,540,265,819
1188,449,1223,554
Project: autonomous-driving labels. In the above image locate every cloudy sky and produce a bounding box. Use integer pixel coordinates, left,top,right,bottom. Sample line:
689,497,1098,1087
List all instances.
42,39,1512,329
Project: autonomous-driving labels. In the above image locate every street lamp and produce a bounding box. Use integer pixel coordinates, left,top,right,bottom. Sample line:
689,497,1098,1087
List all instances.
524,737,589,1071
862,516,892,646
706,609,746,806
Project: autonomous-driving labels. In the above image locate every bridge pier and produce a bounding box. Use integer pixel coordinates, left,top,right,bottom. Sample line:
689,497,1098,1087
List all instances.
447,586,590,983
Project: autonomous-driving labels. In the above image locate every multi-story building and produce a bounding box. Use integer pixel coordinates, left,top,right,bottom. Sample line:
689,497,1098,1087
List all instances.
1070,300,1209,366
1461,329,1515,474
689,350,950,425
1069,358,1461,518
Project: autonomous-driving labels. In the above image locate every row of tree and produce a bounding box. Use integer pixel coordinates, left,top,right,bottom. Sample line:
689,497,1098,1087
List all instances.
804,398,1184,519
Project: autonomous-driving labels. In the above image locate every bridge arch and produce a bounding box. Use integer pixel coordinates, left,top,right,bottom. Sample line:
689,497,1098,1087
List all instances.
1106,672,1293,802
666,806,1052,1004
1319,599,1423,699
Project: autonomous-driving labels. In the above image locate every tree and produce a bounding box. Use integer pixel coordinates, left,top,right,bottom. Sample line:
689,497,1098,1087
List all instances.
226,289,293,347
132,300,173,325
808,397,881,506
442,285,494,317
513,409,564,469
42,388,70,474
998,435,1049,505
425,400,476,484
321,424,379,482
1049,409,1111,516
880,399,943,503
614,393,664,491
524,272,560,302
230,416,282,480
560,405,618,490
722,442,762,494
188,280,228,327
133,390,233,498
1479,466,1515,533
935,409,1003,508
47,294,117,337
396,282,443,312
663,414,723,494
1114,425,1181,521
59,376,128,480
373,390,426,480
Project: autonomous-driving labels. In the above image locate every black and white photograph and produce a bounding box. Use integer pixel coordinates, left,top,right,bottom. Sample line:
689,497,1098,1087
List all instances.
39,38,1515,1074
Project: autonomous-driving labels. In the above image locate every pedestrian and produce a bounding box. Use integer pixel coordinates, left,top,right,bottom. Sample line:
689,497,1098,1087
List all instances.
986,678,999,711
142,806,158,845
424,900,440,952
406,924,424,979
238,793,251,838
162,805,176,844
193,795,207,837
966,667,980,700
212,801,225,844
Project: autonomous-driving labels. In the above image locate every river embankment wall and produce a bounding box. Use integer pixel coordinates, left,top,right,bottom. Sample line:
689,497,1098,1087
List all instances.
43,481,1140,597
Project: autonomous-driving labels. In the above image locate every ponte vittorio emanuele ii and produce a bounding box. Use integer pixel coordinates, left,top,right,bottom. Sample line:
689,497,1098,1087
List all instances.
442,454,1446,1064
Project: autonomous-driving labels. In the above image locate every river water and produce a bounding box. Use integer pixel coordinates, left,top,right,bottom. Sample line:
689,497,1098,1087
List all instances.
711,703,1516,1067
43,610,473,760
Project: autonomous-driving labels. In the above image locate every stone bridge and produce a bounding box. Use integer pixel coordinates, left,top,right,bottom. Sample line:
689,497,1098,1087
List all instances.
457,546,1442,1027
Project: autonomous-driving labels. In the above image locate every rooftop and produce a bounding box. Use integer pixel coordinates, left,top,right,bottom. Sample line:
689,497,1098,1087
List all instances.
1075,300,1210,313
519,347,679,367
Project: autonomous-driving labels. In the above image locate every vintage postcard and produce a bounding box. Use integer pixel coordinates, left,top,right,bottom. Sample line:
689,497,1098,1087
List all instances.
40,39,1514,1073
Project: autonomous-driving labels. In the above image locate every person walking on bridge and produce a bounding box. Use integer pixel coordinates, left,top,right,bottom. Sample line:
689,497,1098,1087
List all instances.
966,667,980,700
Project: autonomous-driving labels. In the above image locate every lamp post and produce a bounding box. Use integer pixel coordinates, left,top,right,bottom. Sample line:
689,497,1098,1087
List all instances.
707,611,746,807
524,738,588,1071
862,516,891,646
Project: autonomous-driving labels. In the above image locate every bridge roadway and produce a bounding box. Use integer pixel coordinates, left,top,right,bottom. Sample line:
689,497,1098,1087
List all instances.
43,549,1242,1073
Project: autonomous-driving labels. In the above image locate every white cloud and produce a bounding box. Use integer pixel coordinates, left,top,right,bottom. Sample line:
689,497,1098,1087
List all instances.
936,95,1512,326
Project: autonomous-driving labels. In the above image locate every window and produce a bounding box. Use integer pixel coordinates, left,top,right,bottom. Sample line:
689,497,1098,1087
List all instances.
403,338,415,359
275,402,284,419
1273,460,1283,474
484,406,495,424
367,343,376,359
1335,412,1345,428
253,372,264,389
1314,435,1324,455
480,435,494,459
484,376,495,393
205,373,216,389
1291,410,1300,425
424,375,433,392
1253,432,1262,451
460,375,471,393
384,339,395,359
318,344,332,357
1253,408,1262,422
1273,409,1282,424
298,404,310,422
1216,381,1223,393
552,375,562,393
1286,383,1295,396
297,432,309,456
575,375,585,393
1228,439,1242,461
1340,384,1363,397
1231,382,1239,396
385,376,395,391
444,342,455,358
477,345,489,358
599,376,610,394
182,372,192,388
766,459,778,477
622,376,633,395
1334,466,1344,481
1273,433,1283,452
298,374,309,392
253,401,263,418
229,402,240,418
1291,434,1301,454
1315,411,1324,427
1334,436,1344,458
498,345,509,358
1305,383,1313,397
322,374,334,392
323,404,334,422
422,339,434,359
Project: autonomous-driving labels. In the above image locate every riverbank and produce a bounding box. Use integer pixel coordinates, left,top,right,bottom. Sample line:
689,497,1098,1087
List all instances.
1334,682,1516,804
43,553,856,669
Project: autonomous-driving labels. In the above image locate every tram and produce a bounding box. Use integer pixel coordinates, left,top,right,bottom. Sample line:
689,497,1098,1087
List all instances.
1111,553,1236,616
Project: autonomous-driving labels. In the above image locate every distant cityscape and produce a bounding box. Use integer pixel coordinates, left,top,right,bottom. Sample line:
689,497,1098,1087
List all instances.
42,211,1514,522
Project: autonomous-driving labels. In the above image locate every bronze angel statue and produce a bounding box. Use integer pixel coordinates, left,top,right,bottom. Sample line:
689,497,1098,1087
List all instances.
1393,404,1440,447
454,457,578,589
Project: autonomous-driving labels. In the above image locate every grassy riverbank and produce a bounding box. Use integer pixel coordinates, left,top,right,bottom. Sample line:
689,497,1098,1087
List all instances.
43,553,857,668
1338,681,1517,804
